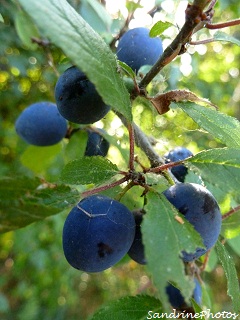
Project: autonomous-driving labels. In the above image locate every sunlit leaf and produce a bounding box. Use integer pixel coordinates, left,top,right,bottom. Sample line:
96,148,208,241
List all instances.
222,209,240,239
61,157,119,185
150,21,173,37
188,148,240,203
180,103,240,148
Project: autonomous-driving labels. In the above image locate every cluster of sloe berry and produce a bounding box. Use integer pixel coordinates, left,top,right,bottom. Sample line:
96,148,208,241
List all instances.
15,67,110,155
15,27,222,308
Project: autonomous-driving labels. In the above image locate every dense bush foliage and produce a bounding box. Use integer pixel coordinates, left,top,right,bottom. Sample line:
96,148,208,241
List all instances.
0,0,240,319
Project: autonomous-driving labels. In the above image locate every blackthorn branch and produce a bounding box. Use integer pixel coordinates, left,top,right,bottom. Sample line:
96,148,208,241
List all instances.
137,0,232,91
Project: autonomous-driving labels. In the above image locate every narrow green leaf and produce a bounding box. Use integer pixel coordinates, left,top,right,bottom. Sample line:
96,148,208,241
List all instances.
189,148,240,168
14,10,39,50
19,0,132,121
0,13,4,23
142,191,204,311
80,0,112,33
0,176,80,233
150,21,173,37
188,148,240,202
213,31,240,47
215,241,240,313
118,60,136,79
180,103,240,148
88,295,163,320
191,299,205,318
201,283,212,309
61,157,119,185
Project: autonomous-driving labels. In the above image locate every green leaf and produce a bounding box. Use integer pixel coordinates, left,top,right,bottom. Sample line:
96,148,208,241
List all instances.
201,283,212,309
0,13,4,23
213,31,240,47
20,143,63,174
180,103,240,148
61,157,119,185
228,236,240,256
19,0,132,121
189,148,240,168
0,176,80,233
145,173,170,193
142,191,204,311
126,2,142,12
222,210,240,239
215,241,240,313
188,148,240,202
150,21,173,37
64,130,88,162
80,0,112,33
191,299,205,318
118,60,136,79
14,10,40,50
88,295,163,320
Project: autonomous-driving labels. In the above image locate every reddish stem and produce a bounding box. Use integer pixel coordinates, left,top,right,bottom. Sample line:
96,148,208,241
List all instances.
190,38,215,45
199,250,211,272
128,122,135,171
81,176,128,198
208,0,217,9
144,157,192,174
222,205,240,220
206,18,240,29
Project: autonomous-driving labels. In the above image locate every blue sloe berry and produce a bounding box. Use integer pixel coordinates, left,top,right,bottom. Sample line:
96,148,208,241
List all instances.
163,183,222,262
15,101,68,146
55,66,110,124
166,278,202,308
128,209,147,265
116,27,163,73
62,195,135,272
85,129,109,157
164,147,193,182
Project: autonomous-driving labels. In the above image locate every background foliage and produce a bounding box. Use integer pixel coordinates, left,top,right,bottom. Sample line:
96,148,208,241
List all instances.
0,0,240,319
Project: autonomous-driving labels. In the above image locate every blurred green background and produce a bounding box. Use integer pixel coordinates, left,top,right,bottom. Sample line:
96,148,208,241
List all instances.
0,0,239,319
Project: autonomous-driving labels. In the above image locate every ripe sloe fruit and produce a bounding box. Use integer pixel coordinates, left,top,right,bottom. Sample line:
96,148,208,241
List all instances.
166,278,202,308
116,27,163,73
128,209,146,265
62,195,135,272
55,66,110,124
15,101,68,146
164,147,193,182
85,129,109,157
163,183,222,262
